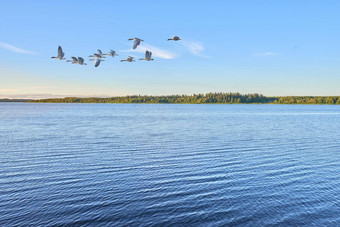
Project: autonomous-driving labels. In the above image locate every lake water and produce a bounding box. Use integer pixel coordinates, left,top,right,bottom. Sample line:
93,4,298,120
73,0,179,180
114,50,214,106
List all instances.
0,103,339,226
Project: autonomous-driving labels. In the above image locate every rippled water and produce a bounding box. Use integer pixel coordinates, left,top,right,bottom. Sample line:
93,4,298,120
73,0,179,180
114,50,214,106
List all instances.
0,103,339,226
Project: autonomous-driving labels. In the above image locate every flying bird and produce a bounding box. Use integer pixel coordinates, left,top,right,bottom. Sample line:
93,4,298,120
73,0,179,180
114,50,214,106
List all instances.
66,57,78,64
139,51,154,61
167,35,181,41
128,37,143,49
120,56,135,62
97,49,104,57
106,49,118,57
51,46,66,60
77,57,87,65
89,57,105,67
89,49,106,58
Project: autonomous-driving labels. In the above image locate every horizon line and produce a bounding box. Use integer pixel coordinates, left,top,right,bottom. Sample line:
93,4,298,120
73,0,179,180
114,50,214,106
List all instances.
2,92,340,100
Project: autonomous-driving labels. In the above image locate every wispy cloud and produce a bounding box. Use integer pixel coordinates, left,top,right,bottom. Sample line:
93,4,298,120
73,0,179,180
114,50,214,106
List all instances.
180,41,204,55
0,42,38,55
121,43,177,59
254,52,280,57
178,40,210,58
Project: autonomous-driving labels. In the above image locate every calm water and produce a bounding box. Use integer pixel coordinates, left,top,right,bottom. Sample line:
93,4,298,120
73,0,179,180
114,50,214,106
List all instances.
0,103,339,226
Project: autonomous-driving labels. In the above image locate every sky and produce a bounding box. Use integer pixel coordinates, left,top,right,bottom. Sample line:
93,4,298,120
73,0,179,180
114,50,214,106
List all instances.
1,0,340,98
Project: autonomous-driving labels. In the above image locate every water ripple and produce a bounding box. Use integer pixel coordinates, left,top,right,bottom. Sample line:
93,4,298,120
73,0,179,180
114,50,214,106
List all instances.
1,103,340,226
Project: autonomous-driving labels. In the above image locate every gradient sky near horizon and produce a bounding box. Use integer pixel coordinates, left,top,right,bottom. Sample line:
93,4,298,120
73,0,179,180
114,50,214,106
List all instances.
1,0,340,98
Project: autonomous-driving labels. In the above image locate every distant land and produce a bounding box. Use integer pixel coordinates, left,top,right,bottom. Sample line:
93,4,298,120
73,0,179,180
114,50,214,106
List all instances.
27,92,340,104
0,99,32,102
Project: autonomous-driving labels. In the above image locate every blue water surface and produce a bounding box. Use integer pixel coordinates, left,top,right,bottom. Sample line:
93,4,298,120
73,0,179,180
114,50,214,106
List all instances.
0,103,339,226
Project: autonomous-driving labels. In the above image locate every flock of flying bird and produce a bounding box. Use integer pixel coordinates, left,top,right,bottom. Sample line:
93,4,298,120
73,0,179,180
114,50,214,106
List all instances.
51,35,181,67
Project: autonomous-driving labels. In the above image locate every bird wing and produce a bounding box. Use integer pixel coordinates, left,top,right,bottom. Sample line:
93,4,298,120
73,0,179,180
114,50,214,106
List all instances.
145,51,149,59
72,57,78,62
58,46,63,57
97,49,102,55
133,39,140,49
94,58,100,67
78,57,84,64
148,51,152,59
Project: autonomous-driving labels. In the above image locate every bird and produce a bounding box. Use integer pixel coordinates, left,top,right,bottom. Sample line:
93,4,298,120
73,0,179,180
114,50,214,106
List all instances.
128,37,143,49
77,57,87,65
120,56,135,62
88,49,106,58
139,51,154,61
89,57,105,67
167,35,181,41
106,49,118,57
88,53,102,58
97,49,105,57
51,46,66,60
66,57,78,64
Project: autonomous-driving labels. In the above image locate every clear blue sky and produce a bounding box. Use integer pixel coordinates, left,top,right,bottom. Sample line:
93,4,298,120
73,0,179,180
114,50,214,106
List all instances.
1,0,340,98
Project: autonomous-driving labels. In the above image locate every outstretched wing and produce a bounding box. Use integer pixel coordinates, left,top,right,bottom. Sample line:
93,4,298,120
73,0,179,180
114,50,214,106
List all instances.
145,51,149,59
58,46,65,58
110,50,116,57
71,57,78,62
148,51,152,59
94,58,100,67
97,49,102,55
78,57,84,64
133,39,140,49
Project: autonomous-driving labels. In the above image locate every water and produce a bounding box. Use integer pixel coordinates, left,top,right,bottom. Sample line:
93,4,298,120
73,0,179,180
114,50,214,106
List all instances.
0,103,339,226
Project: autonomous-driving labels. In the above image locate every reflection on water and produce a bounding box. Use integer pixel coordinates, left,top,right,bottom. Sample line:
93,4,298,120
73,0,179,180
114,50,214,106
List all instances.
1,103,339,226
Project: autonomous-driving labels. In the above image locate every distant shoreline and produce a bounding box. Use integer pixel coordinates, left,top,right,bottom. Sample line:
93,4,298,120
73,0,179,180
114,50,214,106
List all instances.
17,92,340,105
0,99,32,102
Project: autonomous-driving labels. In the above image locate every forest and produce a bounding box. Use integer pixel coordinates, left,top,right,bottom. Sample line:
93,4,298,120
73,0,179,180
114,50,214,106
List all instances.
30,92,340,104
0,99,32,102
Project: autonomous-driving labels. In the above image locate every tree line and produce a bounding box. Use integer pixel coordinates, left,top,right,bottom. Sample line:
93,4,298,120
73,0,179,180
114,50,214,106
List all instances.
30,92,340,104
0,99,32,102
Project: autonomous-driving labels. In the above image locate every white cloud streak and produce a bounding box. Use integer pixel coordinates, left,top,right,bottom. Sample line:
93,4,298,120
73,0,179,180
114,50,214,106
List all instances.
0,42,38,55
178,40,211,58
121,43,177,59
180,40,204,55
254,52,280,57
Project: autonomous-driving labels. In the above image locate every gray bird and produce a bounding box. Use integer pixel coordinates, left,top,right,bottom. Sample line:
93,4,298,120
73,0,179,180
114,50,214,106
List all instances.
139,51,154,61
88,49,106,58
106,49,118,58
66,57,78,64
77,57,87,65
167,35,181,41
51,46,66,60
89,57,104,67
128,37,144,49
120,56,135,62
